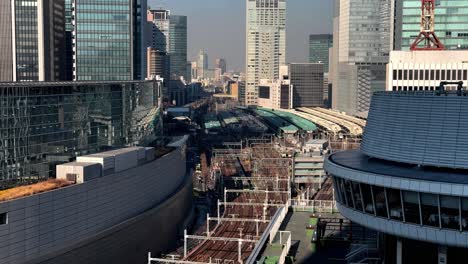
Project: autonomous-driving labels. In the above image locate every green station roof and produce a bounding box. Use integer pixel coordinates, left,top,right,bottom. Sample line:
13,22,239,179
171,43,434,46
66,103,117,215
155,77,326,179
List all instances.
253,109,299,134
258,108,317,132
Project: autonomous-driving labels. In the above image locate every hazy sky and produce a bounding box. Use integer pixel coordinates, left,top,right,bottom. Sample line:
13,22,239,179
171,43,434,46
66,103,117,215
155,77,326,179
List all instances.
148,0,334,71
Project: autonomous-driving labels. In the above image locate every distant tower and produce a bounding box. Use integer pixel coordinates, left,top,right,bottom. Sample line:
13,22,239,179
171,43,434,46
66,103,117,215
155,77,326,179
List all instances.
215,58,226,74
410,0,445,50
246,0,286,106
197,50,208,79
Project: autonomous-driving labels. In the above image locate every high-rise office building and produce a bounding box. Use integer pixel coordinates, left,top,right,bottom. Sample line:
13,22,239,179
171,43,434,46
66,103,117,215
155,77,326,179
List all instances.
329,0,390,115
216,58,227,74
73,0,147,81
393,0,468,50
64,0,73,80
147,9,170,52
246,0,287,106
289,63,325,108
197,49,208,79
309,34,333,73
0,0,66,82
147,47,169,81
169,15,188,81
74,0,132,81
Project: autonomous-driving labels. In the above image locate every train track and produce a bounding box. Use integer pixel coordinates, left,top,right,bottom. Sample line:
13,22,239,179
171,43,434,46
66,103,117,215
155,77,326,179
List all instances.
184,145,290,263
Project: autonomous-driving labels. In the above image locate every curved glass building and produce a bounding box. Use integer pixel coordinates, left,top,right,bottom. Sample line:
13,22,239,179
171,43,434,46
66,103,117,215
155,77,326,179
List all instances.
325,91,468,262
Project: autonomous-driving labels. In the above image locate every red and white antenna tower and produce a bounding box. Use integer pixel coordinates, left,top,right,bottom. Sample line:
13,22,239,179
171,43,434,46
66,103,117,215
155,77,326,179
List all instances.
410,0,445,50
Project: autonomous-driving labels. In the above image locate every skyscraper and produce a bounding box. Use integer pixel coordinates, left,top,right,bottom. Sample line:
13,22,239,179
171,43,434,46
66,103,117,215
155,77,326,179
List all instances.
0,0,66,82
197,49,208,79
216,58,227,74
147,9,170,52
65,0,74,80
289,63,324,108
329,0,390,115
73,0,135,81
393,0,468,50
169,15,188,81
309,34,333,72
246,0,287,106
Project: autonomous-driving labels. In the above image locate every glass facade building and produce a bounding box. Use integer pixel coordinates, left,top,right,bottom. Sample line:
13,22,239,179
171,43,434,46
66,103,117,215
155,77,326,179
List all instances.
330,0,390,114
0,0,14,81
0,80,163,189
73,0,134,81
394,0,468,50
289,63,325,108
309,34,333,73
14,0,40,81
0,0,67,82
169,15,188,81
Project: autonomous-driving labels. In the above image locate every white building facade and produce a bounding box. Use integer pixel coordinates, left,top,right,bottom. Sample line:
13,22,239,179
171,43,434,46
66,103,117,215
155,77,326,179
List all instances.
387,50,468,91
257,66,292,109
246,0,286,106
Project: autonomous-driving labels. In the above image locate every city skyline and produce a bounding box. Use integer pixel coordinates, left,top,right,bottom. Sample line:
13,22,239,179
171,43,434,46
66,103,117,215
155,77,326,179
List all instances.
148,0,334,71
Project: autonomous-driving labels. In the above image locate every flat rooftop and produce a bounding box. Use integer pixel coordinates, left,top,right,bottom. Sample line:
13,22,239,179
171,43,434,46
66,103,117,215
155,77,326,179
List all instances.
329,150,468,185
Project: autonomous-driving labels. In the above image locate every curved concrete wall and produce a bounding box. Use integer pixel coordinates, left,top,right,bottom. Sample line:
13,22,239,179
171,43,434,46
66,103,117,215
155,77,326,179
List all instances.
362,92,468,169
35,173,193,264
0,147,189,264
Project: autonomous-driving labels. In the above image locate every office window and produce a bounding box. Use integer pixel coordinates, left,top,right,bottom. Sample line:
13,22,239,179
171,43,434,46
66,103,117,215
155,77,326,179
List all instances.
344,180,355,209
452,70,457,80
373,186,388,218
386,188,403,221
442,70,446,80
393,70,397,80
461,198,468,231
447,70,451,80
404,70,408,80
421,193,440,227
436,70,440,80
425,70,430,81
0,213,7,225
351,182,364,211
419,70,424,80
414,69,419,80
430,70,435,80
458,70,462,80
409,70,413,80
464,70,468,80
403,191,420,224
440,195,460,230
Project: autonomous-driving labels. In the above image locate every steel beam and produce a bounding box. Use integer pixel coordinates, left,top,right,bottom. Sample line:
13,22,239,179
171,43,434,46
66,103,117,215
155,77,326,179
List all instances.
220,202,286,207
225,189,289,194
207,217,270,223
186,234,257,243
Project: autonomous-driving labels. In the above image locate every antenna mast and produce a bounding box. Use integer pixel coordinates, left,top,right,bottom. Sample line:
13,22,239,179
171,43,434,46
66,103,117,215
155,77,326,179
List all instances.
410,0,445,50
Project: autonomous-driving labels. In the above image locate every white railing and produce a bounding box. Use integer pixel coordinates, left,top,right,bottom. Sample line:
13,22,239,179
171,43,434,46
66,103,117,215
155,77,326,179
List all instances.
269,204,288,243
290,199,337,213
277,231,291,264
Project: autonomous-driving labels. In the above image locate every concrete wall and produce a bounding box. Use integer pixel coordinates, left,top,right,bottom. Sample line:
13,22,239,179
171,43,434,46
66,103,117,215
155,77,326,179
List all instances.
0,147,189,264
34,172,193,264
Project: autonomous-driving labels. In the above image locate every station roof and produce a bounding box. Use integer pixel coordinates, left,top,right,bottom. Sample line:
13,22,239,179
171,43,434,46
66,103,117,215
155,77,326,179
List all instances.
258,108,317,132
253,109,298,134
